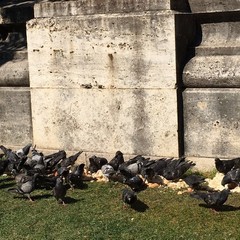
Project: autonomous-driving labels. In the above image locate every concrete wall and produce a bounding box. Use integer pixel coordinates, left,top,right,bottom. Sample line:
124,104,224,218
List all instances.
26,0,193,158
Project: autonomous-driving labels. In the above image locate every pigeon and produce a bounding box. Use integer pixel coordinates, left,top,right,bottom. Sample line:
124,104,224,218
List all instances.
162,158,195,181
60,151,83,168
108,151,124,171
101,164,116,180
53,176,70,205
190,189,230,209
119,164,136,179
0,145,19,168
11,169,28,184
151,158,173,176
88,155,108,173
0,159,9,175
0,145,28,173
183,174,206,190
141,167,155,182
221,168,240,189
44,150,66,171
123,175,146,192
35,174,57,190
215,157,240,174
31,145,44,163
127,155,150,165
16,143,32,158
32,158,46,174
126,161,143,176
88,157,100,173
56,166,69,178
122,188,137,206
8,173,39,201
67,163,85,188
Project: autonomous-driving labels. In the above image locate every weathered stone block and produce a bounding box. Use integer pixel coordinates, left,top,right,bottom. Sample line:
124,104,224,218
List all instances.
183,88,240,158
27,13,178,89
34,0,190,18
188,0,240,13
200,22,240,48
0,87,32,146
183,55,240,87
31,88,178,157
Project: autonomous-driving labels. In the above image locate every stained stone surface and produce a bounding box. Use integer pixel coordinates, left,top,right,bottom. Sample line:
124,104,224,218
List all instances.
31,88,178,157
27,13,177,89
188,0,240,13
0,87,32,146
183,88,240,158
26,1,187,157
34,0,190,18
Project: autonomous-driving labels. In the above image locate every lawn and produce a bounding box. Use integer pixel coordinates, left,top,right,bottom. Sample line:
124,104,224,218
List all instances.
0,176,240,240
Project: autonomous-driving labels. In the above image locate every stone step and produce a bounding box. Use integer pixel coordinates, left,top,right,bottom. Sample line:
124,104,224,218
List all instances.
183,55,240,88
34,0,190,18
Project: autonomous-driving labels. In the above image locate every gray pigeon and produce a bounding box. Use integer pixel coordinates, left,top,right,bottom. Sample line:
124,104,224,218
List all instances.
67,163,85,188
8,173,39,201
109,151,124,171
122,188,137,206
215,157,240,175
16,143,32,158
190,189,230,209
123,175,147,192
101,164,116,180
53,176,70,205
89,155,108,173
162,158,196,180
183,174,206,190
221,168,240,189
60,151,83,168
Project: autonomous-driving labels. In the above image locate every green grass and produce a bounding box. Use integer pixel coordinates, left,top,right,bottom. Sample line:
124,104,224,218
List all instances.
0,176,240,240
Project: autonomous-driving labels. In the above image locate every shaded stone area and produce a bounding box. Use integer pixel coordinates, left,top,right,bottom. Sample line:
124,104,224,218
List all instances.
0,0,35,147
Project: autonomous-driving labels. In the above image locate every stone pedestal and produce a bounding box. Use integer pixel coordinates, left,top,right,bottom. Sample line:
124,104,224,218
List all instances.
0,1,34,148
27,0,192,157
183,1,240,158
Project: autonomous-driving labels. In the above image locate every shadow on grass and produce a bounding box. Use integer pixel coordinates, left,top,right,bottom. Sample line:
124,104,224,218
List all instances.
32,193,53,200
11,193,53,201
76,182,88,190
64,196,80,204
131,199,149,212
0,182,15,189
199,203,240,212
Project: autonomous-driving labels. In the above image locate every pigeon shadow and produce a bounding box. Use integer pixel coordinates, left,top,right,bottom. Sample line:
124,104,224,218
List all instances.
199,203,240,212
64,196,79,204
76,182,88,190
131,199,149,212
32,194,53,200
0,177,14,182
11,194,53,201
0,182,15,189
